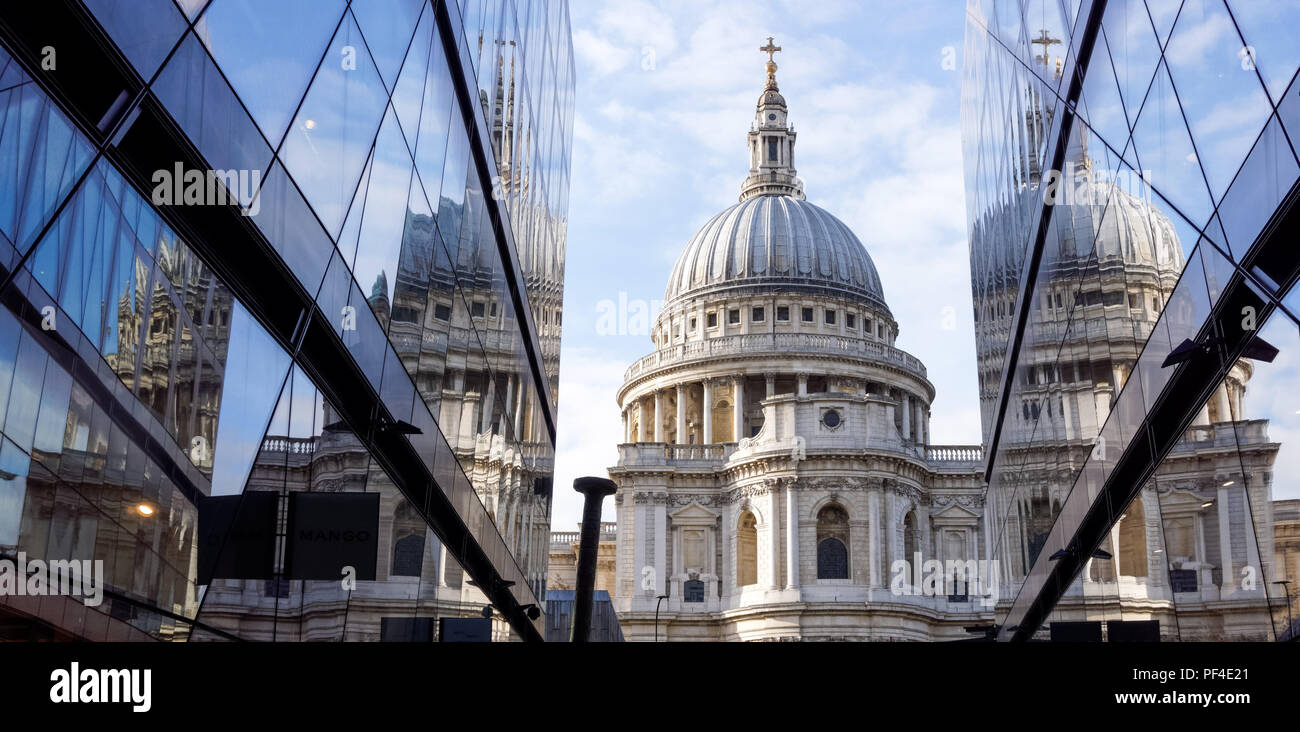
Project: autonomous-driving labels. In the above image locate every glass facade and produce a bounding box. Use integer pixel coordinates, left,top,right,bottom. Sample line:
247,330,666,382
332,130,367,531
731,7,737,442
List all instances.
0,0,572,641
964,0,1300,641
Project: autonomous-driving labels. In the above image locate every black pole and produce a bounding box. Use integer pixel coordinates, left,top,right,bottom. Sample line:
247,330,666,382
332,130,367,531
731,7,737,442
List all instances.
570,476,616,642
654,594,668,642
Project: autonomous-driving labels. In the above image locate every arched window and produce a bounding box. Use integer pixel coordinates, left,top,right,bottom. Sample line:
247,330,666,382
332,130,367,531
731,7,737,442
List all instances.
392,533,425,577
816,504,850,579
391,500,425,577
737,511,758,587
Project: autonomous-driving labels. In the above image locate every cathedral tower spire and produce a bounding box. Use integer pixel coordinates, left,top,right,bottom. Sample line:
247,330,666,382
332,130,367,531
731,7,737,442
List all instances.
740,37,804,202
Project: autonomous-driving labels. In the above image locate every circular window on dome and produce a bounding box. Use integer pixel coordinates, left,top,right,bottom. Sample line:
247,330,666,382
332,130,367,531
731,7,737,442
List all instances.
821,409,842,430
767,113,776,121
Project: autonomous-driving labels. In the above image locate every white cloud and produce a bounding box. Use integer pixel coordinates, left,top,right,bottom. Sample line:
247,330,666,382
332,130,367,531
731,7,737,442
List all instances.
574,28,634,77
551,347,629,529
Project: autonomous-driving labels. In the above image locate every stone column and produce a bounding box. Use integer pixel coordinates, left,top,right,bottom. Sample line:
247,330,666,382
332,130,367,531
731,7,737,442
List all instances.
1094,384,1113,425
785,482,799,589
654,503,667,596
797,373,808,397
1195,403,1211,426
914,400,924,443
884,490,897,573
480,379,496,433
901,394,911,440
1218,484,1233,594
1061,390,1074,439
1244,486,1261,586
868,488,882,587
622,409,630,443
504,375,516,436
702,379,714,443
676,383,687,444
765,372,775,398
919,508,931,560
1230,382,1243,421
513,378,525,438
636,398,646,443
1215,384,1230,423
653,390,664,442
633,501,647,597
733,375,745,441
766,494,781,589
1108,522,1122,578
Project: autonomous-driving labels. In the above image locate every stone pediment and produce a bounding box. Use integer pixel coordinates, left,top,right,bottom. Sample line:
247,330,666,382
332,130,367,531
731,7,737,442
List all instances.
1157,487,1207,514
669,502,719,525
931,501,980,521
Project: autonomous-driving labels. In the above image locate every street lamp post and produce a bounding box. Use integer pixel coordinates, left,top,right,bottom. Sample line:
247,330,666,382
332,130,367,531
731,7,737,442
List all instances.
654,594,669,642
570,477,617,643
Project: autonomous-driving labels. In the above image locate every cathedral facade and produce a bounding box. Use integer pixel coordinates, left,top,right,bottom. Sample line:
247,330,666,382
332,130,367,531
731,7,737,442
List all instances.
607,44,991,642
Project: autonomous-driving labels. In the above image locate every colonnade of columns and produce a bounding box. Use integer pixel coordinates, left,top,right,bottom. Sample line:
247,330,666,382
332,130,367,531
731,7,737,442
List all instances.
624,376,740,444
444,368,541,443
620,373,931,445
1193,380,1243,425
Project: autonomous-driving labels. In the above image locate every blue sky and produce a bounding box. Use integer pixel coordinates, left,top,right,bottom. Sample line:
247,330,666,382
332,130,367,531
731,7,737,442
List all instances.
550,0,981,528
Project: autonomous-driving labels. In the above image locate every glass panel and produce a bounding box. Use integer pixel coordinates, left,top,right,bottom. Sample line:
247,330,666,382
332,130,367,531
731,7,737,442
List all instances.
348,0,424,91
209,302,292,496
84,0,188,80
1163,0,1273,204
153,32,274,181
195,0,348,147
349,106,414,316
281,12,390,237
1228,0,1300,104
0,51,94,253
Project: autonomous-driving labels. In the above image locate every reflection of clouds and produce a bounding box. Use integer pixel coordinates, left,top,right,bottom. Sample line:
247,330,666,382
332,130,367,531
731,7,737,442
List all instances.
1162,11,1231,69
1247,318,1300,501
280,17,389,237
209,304,292,496
196,0,348,145
351,110,415,304
1222,3,1300,100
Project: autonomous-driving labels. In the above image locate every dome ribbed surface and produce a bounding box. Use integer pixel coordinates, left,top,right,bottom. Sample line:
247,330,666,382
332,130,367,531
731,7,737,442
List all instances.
665,195,888,309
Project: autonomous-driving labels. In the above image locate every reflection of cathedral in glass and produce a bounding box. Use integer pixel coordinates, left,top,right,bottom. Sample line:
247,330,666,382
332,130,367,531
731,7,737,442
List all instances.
0,1,572,642
968,25,1281,640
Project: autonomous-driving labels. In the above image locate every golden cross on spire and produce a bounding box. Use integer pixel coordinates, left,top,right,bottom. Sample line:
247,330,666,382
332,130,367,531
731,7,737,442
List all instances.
1031,29,1061,67
760,37,781,64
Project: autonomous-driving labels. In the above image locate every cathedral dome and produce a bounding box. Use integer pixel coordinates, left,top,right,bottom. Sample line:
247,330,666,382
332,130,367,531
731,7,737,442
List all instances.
972,182,1185,288
1077,187,1183,269
664,194,888,310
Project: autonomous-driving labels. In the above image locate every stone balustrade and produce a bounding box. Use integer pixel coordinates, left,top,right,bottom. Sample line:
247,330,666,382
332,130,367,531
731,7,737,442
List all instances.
615,440,982,468
623,332,928,383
